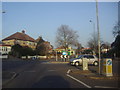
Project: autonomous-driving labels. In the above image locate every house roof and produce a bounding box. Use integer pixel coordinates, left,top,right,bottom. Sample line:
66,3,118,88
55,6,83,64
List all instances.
56,46,65,49
2,32,36,42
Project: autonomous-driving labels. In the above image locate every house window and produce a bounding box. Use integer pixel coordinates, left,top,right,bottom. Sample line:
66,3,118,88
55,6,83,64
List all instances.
29,42,31,45
7,42,10,44
5,48,7,51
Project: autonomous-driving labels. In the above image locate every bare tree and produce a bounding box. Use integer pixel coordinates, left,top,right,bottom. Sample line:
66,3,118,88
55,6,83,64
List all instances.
56,25,79,50
87,31,98,54
75,42,83,55
113,21,120,37
111,21,120,57
101,42,111,50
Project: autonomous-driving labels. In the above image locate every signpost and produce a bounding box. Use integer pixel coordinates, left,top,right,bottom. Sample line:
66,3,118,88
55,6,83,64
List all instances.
62,51,67,62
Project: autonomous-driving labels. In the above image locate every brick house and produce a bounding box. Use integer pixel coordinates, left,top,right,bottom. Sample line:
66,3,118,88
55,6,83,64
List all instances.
2,30,37,50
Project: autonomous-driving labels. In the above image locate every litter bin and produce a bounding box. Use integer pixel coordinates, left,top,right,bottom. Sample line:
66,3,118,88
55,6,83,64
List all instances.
102,58,113,76
82,58,88,70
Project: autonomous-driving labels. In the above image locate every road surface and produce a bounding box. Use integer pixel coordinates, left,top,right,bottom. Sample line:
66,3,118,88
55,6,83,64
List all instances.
2,59,119,88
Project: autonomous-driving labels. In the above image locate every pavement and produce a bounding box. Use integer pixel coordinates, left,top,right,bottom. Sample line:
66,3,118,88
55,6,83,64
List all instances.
69,69,120,81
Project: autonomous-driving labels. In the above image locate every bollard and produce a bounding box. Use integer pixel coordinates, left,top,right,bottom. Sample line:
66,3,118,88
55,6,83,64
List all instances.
102,58,113,76
82,58,88,70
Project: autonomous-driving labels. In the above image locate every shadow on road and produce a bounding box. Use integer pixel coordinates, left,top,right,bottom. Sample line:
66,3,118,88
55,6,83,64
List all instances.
32,75,70,88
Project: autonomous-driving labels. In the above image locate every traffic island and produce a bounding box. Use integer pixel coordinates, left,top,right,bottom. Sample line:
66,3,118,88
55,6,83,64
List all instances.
88,76,120,81
70,69,96,76
69,69,120,81
2,71,17,85
49,61,69,64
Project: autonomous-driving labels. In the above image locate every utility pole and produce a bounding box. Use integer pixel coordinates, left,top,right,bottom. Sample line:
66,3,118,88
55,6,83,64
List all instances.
96,0,101,74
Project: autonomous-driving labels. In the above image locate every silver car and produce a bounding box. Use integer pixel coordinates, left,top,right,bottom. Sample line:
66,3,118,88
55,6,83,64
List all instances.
69,55,99,66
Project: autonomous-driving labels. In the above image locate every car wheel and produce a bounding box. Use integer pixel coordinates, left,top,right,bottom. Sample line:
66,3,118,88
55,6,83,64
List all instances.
75,62,79,66
93,61,98,66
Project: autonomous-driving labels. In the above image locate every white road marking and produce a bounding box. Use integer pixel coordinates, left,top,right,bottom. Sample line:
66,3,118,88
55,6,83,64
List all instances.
94,86,118,88
66,74,92,88
67,69,71,74
11,72,17,79
48,70,56,72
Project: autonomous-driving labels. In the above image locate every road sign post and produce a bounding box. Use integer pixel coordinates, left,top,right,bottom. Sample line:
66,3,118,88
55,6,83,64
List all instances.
62,51,67,62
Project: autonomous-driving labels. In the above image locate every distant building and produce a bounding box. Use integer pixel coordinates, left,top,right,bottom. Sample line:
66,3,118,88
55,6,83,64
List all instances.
0,42,11,55
36,36,45,44
54,46,65,53
101,43,111,53
54,46,75,55
2,30,37,50
35,36,53,53
79,48,95,55
42,41,53,52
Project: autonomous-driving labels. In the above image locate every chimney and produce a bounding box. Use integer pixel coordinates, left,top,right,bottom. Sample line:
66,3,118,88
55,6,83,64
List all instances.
22,30,25,34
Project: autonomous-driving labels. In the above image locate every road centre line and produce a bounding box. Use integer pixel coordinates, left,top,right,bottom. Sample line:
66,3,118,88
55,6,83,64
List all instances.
48,70,56,72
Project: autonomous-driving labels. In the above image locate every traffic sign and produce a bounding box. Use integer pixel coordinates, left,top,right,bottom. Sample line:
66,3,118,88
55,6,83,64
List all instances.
62,52,67,55
107,60,112,65
64,55,67,58
60,55,63,58
102,58,113,76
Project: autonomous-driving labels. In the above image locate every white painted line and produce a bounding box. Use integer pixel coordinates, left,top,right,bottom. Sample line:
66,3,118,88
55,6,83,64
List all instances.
11,72,17,79
48,70,56,72
94,86,118,88
66,74,92,88
67,69,71,74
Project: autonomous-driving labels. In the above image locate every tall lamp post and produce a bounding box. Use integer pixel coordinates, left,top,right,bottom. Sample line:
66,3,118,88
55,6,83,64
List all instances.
96,0,101,74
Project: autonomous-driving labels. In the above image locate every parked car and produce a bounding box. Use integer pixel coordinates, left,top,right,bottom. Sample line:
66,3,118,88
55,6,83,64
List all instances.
69,55,99,66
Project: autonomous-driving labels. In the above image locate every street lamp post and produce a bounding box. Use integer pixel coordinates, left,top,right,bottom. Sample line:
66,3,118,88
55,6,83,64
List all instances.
96,0,101,74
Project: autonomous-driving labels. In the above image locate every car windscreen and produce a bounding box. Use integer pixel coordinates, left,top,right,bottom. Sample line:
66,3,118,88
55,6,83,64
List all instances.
76,55,83,59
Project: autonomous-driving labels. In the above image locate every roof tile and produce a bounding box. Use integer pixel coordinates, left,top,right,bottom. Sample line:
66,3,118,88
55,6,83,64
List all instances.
2,32,35,42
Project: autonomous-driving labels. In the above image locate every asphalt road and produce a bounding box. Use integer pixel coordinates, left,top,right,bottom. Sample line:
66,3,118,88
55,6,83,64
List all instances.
2,59,120,88
2,60,87,88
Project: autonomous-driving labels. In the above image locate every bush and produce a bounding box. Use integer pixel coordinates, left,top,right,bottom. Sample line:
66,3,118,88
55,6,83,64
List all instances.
10,44,36,58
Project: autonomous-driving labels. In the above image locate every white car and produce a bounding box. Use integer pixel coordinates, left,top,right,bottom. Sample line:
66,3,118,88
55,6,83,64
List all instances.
69,55,99,66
